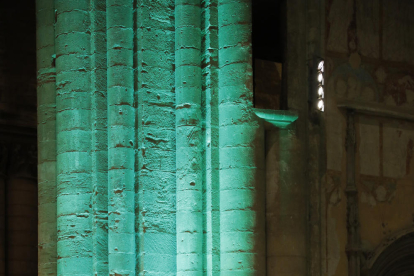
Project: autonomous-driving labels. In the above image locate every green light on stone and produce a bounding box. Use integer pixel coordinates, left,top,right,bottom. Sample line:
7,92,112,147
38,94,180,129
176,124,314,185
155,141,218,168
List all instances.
253,108,299,129
36,0,269,274
107,0,135,274
175,0,204,274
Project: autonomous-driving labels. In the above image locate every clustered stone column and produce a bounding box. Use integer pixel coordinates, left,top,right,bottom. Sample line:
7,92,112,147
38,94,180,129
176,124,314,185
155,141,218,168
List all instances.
36,0,265,275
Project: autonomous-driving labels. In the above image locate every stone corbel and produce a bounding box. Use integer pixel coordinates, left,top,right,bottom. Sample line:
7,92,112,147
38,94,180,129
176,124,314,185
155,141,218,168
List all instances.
253,108,299,129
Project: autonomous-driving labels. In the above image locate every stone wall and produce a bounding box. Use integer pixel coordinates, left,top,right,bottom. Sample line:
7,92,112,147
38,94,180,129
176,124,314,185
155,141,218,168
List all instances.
325,1,414,275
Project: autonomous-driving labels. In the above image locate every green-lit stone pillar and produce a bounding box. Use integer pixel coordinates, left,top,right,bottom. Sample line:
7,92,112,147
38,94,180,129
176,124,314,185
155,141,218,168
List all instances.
91,0,108,274
175,0,203,274
218,0,266,274
136,0,177,274
55,0,94,274
36,0,57,274
107,0,135,275
36,1,267,274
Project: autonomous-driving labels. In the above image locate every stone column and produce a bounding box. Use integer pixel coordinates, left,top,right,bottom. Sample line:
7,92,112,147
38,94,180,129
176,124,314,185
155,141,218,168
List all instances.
175,0,203,274
90,1,108,274
55,1,94,274
135,0,177,274
107,0,135,274
218,0,266,273
35,1,267,274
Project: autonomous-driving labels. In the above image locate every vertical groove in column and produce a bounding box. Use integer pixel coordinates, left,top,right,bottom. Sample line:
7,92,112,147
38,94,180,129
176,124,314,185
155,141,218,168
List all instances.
90,0,108,274
201,0,220,274
218,0,265,274
36,0,57,274
175,0,203,274
55,0,93,274
107,0,136,275
136,0,176,274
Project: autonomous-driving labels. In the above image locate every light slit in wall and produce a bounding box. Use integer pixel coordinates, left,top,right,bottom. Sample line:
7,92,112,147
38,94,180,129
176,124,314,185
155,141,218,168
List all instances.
317,60,324,112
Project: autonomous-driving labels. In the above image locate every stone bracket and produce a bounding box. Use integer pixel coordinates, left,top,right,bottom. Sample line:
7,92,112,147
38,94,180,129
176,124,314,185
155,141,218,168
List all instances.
253,108,299,129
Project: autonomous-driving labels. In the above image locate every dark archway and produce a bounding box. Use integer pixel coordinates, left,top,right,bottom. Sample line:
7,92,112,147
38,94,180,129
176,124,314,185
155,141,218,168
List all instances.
368,231,414,276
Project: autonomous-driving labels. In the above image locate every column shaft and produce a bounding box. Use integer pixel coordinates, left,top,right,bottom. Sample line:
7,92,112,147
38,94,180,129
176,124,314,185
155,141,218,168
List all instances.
175,0,203,274
218,0,265,274
55,1,93,274
91,0,108,274
107,0,136,274
136,0,177,274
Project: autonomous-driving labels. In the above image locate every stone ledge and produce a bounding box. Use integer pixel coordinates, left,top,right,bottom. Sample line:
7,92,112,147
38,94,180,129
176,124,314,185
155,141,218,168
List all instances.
253,108,299,129
337,99,414,121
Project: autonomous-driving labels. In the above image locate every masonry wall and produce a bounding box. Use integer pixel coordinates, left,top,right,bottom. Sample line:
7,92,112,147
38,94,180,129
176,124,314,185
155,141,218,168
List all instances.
324,1,414,276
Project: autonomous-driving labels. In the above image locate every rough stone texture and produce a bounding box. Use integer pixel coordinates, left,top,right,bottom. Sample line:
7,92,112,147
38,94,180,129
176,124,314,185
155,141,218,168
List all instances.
55,1,95,274
107,0,134,275
175,0,203,274
91,1,108,274
136,0,177,274
37,0,268,273
26,0,414,275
